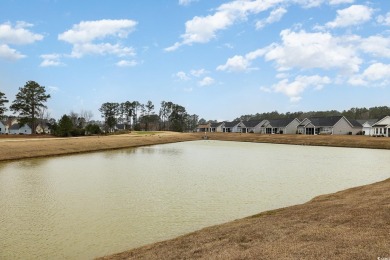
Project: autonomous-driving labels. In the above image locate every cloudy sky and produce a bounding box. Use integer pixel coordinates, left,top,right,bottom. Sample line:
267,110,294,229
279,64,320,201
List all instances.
1,0,389,121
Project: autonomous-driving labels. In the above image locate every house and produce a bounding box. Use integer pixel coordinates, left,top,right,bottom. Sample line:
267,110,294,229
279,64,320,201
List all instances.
297,116,360,135
372,116,390,137
210,122,225,132
0,121,7,134
243,120,266,133
223,121,247,133
357,119,378,136
9,123,32,135
260,118,300,134
36,123,51,134
197,123,211,132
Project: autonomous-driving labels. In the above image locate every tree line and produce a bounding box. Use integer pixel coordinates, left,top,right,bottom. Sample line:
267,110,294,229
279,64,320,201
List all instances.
230,106,390,122
98,100,199,133
0,81,200,137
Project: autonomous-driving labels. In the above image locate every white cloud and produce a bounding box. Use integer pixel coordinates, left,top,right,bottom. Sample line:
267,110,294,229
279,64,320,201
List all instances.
165,0,283,51
359,35,390,58
348,63,390,86
329,0,354,5
40,54,64,67
0,44,25,60
217,55,251,72
58,19,137,58
0,21,43,61
175,71,191,81
272,75,331,102
292,0,354,8
217,47,269,72
70,43,135,58
116,59,138,67
178,0,198,6
198,76,215,86
377,12,390,26
325,5,373,28
0,21,43,45
264,29,361,74
190,68,208,77
256,7,287,30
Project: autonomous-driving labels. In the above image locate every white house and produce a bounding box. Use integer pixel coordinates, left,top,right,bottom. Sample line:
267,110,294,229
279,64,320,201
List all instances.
372,116,390,137
0,121,7,134
357,119,378,136
243,120,266,133
223,121,247,133
297,116,360,135
210,122,225,132
9,124,32,135
260,118,301,134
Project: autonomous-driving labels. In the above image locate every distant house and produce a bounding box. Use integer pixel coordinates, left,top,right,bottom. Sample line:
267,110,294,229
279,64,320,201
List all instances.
210,122,225,132
0,121,7,134
372,116,390,137
243,120,266,133
223,121,247,133
297,116,360,135
260,118,300,134
197,123,211,132
36,123,51,134
357,119,378,136
9,123,32,135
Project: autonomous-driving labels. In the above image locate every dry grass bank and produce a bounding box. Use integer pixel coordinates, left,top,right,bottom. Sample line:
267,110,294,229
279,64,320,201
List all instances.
0,132,199,162
205,132,390,150
1,132,390,161
100,178,390,259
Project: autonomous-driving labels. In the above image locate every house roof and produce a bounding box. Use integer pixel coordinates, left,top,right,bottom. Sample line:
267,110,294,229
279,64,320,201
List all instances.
9,124,20,130
210,122,224,128
357,119,378,126
243,120,264,127
224,121,241,127
305,116,344,127
266,118,298,128
197,124,210,128
347,119,362,127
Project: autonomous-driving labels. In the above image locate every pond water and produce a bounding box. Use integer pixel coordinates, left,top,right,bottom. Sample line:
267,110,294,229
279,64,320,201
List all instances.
1,140,389,259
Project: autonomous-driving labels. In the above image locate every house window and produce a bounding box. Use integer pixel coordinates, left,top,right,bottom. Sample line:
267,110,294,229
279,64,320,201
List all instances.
384,128,387,134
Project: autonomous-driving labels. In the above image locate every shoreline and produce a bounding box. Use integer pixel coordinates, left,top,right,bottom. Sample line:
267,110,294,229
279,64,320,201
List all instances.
1,132,390,162
99,177,390,259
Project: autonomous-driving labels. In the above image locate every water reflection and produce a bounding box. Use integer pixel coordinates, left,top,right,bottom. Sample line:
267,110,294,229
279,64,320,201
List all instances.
1,140,390,259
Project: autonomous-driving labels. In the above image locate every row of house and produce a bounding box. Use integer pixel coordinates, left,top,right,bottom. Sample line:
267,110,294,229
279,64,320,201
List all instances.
197,116,390,137
0,119,50,135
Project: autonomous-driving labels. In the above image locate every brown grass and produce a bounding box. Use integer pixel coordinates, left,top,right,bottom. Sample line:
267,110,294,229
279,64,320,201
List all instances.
2,132,390,162
99,178,390,259
0,132,199,162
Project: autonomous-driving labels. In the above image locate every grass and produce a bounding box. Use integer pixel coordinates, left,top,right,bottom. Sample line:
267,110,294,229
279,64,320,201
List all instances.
99,178,390,259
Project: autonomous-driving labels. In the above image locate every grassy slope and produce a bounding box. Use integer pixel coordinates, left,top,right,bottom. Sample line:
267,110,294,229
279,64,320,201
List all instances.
100,178,390,259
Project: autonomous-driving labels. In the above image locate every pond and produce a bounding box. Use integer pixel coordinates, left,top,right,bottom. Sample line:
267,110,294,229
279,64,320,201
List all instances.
1,140,389,259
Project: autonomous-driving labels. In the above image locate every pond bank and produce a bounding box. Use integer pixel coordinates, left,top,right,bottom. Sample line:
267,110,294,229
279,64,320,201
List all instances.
100,178,390,259
1,132,390,162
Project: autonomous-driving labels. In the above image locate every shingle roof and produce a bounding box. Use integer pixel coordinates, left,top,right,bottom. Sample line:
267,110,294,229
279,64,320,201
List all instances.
243,120,263,127
356,119,379,126
9,124,20,130
210,122,224,128
306,116,344,127
348,119,362,127
224,121,241,127
266,118,298,128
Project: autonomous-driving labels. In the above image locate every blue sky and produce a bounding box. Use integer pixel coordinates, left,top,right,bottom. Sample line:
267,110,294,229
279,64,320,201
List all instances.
1,0,389,121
